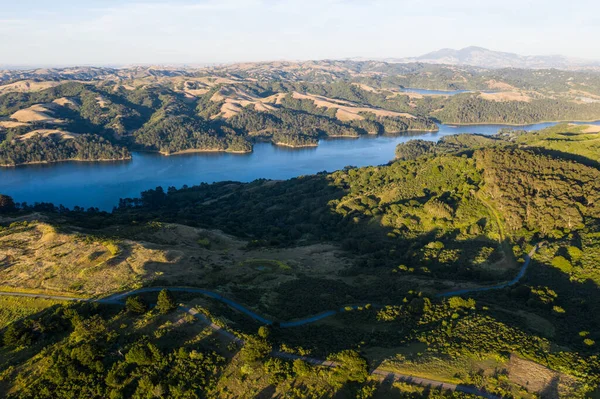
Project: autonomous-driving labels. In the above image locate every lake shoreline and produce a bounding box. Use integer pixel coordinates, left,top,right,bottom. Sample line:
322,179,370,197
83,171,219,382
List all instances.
442,119,600,127
158,148,252,156
3,119,600,211
0,156,132,168
274,142,319,148
2,120,598,168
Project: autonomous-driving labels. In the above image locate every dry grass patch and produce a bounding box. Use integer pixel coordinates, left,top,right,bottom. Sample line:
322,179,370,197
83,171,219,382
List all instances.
0,220,352,306
480,91,532,102
17,129,79,141
289,92,416,121
0,120,28,128
10,104,63,124
0,80,61,95
0,222,168,296
485,80,518,91
506,355,581,398
208,86,417,121
581,124,600,133
0,296,62,329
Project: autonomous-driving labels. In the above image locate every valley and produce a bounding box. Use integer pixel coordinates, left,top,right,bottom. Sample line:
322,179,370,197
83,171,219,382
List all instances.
2,123,600,398
3,61,600,168
3,1,600,397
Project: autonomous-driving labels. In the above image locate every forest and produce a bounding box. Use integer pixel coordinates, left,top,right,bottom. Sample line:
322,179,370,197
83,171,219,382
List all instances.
2,61,600,165
2,123,600,397
3,59,600,397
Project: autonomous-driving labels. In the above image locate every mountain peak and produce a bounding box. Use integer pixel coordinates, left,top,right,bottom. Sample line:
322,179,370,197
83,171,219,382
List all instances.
399,46,600,70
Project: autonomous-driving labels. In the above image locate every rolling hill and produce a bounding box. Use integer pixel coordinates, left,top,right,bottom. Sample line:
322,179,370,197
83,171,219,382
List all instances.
396,46,600,70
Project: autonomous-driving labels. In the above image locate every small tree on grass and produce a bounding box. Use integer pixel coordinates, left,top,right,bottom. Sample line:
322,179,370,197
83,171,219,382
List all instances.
240,335,272,363
3,322,33,347
126,296,148,314
258,325,271,339
329,350,369,387
156,289,177,314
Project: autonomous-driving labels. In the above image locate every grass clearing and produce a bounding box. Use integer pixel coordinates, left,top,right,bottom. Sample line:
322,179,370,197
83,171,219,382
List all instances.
0,296,62,329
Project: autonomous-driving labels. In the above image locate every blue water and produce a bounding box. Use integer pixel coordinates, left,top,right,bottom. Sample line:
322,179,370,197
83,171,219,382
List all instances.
1,121,599,210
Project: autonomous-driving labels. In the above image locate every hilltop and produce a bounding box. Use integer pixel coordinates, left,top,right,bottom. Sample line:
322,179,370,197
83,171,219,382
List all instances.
2,61,600,165
396,46,600,70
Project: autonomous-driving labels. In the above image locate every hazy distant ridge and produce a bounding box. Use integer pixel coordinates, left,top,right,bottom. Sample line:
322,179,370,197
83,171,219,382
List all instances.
394,46,600,70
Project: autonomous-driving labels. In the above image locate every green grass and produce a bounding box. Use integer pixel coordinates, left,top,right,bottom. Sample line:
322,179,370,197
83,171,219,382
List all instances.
515,123,600,163
0,296,62,329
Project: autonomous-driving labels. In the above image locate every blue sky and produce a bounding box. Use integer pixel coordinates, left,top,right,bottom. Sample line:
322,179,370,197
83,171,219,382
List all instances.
1,0,598,66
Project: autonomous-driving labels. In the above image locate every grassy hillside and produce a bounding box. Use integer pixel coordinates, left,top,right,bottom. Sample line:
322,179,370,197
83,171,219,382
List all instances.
2,62,600,165
2,125,600,397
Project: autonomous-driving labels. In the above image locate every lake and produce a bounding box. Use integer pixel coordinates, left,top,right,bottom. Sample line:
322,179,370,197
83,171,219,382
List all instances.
1,121,599,210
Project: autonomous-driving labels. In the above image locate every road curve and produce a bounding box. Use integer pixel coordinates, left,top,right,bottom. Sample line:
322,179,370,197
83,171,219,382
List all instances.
178,307,501,399
436,243,541,298
0,243,540,328
0,291,508,399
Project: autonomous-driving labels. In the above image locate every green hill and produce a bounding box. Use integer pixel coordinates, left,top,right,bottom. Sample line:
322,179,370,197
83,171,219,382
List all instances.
1,125,600,398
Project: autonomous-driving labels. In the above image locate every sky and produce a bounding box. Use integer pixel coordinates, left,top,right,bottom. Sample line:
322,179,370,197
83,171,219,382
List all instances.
1,0,598,66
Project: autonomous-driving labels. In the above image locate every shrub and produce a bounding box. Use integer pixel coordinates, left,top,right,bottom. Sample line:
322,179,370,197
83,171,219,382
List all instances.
126,296,148,314
3,323,33,347
240,336,272,363
125,343,155,365
552,305,566,314
257,326,271,339
330,350,369,385
103,241,121,256
551,256,572,273
448,296,476,310
568,246,583,262
156,289,177,314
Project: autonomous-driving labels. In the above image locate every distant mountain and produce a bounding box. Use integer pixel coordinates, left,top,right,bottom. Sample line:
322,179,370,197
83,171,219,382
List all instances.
395,46,600,70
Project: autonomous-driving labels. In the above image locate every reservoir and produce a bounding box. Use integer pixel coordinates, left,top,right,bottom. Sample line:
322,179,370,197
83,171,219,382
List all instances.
1,121,599,210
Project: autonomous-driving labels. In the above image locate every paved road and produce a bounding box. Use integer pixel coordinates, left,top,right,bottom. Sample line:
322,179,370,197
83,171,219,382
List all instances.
436,243,541,298
0,244,540,399
0,290,506,398
0,243,541,327
0,291,92,302
178,306,501,399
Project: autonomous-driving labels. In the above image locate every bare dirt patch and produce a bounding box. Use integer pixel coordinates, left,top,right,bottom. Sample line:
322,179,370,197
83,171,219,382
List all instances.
506,355,580,398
